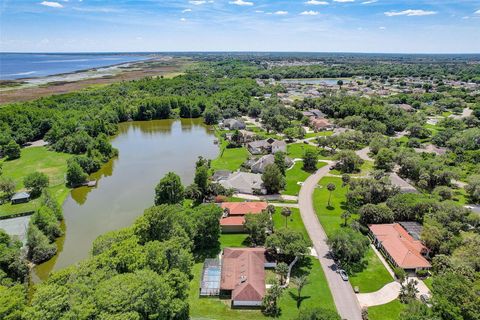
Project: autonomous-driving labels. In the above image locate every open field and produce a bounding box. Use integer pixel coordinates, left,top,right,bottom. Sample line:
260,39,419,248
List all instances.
287,143,319,159
349,247,393,293
0,147,71,217
210,140,249,172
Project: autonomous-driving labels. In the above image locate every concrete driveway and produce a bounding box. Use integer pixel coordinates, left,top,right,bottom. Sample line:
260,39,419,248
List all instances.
299,165,362,320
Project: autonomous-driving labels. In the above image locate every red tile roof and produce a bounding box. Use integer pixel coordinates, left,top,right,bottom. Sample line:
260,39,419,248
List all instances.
220,216,245,226
220,248,266,302
369,223,431,269
220,202,268,216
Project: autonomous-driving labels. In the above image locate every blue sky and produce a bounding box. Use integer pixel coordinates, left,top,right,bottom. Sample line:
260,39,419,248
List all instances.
1,0,479,53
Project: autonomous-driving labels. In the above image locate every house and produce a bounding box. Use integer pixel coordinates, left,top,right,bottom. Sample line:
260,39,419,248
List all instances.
212,170,232,182
223,119,246,130
220,202,268,233
396,104,415,112
11,192,30,205
369,223,431,273
389,172,418,193
247,138,287,155
413,144,448,156
250,154,293,174
220,248,275,307
310,118,334,131
239,130,256,143
218,172,266,195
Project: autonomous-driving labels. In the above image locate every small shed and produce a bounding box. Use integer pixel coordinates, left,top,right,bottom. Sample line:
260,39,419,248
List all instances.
11,192,31,205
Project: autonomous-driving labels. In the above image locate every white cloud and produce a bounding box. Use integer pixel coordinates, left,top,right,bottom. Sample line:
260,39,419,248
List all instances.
300,10,319,15
379,26,386,30
180,18,187,21
305,0,328,5
189,1,206,5
255,10,264,13
362,0,377,4
333,0,354,2
385,9,437,17
274,10,288,15
229,0,253,5
475,9,480,15
182,8,192,13
40,1,64,8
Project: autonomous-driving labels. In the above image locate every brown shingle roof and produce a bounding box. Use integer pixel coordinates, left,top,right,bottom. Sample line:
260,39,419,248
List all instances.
220,248,266,302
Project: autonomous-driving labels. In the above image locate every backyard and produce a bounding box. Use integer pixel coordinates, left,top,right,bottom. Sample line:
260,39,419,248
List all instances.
0,146,71,217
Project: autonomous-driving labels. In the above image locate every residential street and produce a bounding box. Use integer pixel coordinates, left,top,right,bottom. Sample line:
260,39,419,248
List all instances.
298,165,363,320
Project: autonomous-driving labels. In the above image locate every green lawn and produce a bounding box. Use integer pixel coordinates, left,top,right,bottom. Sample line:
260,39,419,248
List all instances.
312,177,352,237
283,161,327,196
349,247,393,293
211,140,249,172
272,207,308,239
368,299,406,320
329,160,374,177
304,131,333,139
287,143,318,159
0,147,71,217
423,277,433,291
219,233,249,248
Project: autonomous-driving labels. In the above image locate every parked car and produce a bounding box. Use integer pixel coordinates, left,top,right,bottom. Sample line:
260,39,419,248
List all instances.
339,269,349,281
420,294,430,304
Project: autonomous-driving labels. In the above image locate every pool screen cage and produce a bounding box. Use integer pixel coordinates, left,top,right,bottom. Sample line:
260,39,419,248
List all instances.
199,258,221,296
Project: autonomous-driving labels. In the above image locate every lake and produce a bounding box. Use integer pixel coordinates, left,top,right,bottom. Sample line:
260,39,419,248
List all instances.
32,119,218,281
0,53,149,80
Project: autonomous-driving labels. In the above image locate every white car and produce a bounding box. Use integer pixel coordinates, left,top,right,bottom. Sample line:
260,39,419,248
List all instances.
339,269,349,281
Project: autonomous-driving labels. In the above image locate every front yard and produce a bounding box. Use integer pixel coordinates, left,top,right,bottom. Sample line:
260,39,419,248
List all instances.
283,161,326,196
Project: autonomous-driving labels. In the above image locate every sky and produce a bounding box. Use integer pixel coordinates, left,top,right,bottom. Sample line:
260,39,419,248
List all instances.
0,0,479,53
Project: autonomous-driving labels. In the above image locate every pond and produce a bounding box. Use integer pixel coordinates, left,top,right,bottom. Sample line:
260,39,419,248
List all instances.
32,119,218,281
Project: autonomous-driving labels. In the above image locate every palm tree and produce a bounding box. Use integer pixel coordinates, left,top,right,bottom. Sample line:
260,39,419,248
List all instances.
341,174,351,189
292,275,309,308
267,204,276,215
281,207,292,228
341,211,351,227
327,183,336,207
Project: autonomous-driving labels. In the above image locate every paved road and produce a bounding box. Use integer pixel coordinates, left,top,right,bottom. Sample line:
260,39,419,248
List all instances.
298,165,363,320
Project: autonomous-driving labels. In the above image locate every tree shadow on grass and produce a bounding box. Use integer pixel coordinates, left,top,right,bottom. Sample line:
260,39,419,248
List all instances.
194,240,221,262
288,291,311,309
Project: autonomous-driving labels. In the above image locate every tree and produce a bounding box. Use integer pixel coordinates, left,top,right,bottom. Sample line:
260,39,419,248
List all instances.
303,149,318,171
341,174,351,188
359,203,394,225
275,262,289,285
274,151,287,176
244,212,272,246
281,207,292,228
266,229,311,261
341,211,351,227
465,175,480,203
327,229,369,270
334,150,364,173
262,164,285,194
394,267,407,283
26,224,56,264
399,300,433,320
0,178,16,198
4,141,20,160
0,285,26,320
194,164,209,196
374,148,395,172
262,279,283,317
65,161,88,187
337,80,344,88
327,183,336,207
295,308,341,320
399,279,418,304
191,205,222,253
155,172,184,205
292,275,309,308
23,172,49,198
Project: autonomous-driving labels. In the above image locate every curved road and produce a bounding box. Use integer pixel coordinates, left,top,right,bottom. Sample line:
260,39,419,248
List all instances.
299,164,362,320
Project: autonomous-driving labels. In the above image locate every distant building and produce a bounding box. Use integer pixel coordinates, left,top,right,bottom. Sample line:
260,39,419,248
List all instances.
219,202,268,233
247,138,287,155
250,154,293,174
223,119,246,130
369,223,431,273
220,248,275,307
310,118,334,131
218,172,266,195
389,172,418,194
11,192,30,205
